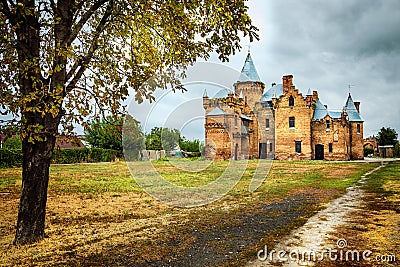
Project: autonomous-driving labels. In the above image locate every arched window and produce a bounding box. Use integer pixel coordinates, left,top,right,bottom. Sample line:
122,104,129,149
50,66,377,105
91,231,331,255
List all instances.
289,96,294,107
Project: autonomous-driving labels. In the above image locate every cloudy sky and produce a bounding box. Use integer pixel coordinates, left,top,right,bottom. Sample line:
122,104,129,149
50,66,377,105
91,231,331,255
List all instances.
129,0,400,140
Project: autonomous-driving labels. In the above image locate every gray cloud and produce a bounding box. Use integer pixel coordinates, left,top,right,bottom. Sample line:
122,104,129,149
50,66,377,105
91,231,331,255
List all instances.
124,0,399,140
234,0,400,137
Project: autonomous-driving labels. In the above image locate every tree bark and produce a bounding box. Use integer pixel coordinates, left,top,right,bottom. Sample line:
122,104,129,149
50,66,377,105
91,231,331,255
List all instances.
14,133,57,244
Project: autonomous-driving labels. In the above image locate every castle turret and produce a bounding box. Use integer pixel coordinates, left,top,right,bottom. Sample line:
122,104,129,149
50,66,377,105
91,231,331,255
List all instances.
234,50,264,109
344,93,364,160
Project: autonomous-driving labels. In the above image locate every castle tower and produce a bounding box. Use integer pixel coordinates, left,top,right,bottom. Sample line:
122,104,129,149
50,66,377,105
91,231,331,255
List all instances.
344,93,364,160
233,50,265,110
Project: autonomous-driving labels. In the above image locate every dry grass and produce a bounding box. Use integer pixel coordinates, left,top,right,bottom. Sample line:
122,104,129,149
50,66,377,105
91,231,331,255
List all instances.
331,161,400,267
0,160,378,266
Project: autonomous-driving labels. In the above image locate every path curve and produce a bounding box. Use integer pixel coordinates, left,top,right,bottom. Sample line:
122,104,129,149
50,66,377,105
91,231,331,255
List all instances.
247,163,386,267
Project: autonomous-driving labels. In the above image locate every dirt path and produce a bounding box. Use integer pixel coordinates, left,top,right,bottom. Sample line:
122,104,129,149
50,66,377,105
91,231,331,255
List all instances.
246,163,386,267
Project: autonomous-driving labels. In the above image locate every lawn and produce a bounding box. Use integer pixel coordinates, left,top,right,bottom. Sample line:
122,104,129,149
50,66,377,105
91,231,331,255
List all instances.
0,159,379,266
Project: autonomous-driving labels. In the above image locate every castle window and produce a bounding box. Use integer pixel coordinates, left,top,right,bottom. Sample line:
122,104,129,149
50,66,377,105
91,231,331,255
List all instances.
245,96,248,103
295,141,302,153
357,124,361,134
289,116,295,128
329,143,333,153
270,142,273,152
234,116,238,128
326,120,330,131
289,96,294,107
266,119,270,130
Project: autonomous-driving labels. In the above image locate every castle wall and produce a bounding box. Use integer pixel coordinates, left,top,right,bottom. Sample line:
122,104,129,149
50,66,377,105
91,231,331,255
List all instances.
204,116,232,160
274,79,314,160
350,122,364,160
254,103,275,159
311,118,351,161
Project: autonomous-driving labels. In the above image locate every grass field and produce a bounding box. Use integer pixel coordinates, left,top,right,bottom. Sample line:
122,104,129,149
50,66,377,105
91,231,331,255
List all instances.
332,161,400,267
0,159,381,266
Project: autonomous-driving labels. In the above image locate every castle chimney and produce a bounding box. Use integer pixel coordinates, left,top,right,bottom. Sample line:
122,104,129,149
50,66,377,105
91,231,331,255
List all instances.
271,82,276,87
324,105,328,109
282,75,293,92
312,90,319,100
354,102,360,113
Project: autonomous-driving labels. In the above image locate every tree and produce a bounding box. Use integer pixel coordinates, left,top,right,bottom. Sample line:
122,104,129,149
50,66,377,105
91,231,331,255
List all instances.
122,115,145,161
376,127,398,146
394,142,400,158
179,137,200,152
2,135,22,149
0,0,258,244
145,127,180,154
85,116,123,150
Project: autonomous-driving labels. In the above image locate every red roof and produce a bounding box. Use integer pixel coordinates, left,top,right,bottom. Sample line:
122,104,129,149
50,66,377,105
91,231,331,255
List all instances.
55,136,85,149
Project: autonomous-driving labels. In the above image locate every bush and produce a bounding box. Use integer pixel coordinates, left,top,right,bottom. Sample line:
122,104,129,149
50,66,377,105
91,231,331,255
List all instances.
52,148,89,164
3,136,22,149
52,148,120,163
394,142,400,158
1,147,122,168
88,148,117,162
0,149,23,168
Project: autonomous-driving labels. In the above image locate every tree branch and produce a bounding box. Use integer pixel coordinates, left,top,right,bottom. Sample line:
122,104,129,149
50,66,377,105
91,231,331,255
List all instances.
65,0,113,94
1,0,16,25
64,0,109,46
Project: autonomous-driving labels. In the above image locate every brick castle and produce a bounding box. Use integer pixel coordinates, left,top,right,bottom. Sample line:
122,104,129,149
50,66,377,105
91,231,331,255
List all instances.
203,51,364,160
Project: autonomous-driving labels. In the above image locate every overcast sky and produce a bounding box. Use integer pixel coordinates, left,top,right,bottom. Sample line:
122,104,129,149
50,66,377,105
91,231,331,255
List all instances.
129,0,400,140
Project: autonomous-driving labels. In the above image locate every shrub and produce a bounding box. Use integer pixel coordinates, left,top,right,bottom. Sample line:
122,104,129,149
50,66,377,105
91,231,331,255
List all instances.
3,136,22,149
394,142,400,158
88,148,117,162
52,148,89,164
0,149,23,168
1,148,122,168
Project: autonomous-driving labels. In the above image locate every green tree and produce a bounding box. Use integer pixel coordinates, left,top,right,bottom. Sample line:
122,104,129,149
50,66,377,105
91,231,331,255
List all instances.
180,137,200,152
376,127,398,146
145,127,180,153
1,0,258,244
122,115,145,161
85,116,123,150
394,142,400,158
3,136,22,149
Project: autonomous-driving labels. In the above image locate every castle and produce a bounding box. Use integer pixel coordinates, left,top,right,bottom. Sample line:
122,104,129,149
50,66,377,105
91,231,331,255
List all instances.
203,51,364,161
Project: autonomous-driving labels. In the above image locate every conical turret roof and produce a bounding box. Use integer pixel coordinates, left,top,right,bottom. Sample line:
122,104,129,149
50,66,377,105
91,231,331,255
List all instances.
238,50,261,82
344,93,363,122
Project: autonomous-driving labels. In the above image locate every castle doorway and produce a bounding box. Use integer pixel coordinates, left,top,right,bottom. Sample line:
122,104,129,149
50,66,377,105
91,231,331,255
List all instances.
234,144,238,160
315,144,324,160
259,143,267,159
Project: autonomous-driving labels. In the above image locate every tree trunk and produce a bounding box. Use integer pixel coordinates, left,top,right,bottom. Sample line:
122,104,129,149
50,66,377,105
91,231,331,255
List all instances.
14,134,57,245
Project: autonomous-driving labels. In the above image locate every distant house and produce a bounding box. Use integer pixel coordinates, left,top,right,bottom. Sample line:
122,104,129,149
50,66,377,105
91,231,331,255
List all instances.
55,136,85,149
76,135,91,148
379,145,394,158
